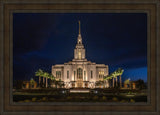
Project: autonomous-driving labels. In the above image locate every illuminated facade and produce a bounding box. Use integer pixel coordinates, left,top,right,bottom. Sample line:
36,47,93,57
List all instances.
52,22,109,88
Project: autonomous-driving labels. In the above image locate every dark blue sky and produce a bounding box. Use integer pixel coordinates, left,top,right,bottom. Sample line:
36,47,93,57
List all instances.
13,13,147,82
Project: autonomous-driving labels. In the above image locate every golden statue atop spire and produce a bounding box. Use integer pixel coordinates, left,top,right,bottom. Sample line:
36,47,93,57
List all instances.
78,20,81,34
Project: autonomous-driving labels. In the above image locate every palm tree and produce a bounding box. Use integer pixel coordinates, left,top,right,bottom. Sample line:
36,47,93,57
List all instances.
43,72,49,88
35,69,56,88
113,71,118,87
103,68,124,88
50,74,55,81
35,69,44,87
106,71,117,88
104,74,113,88
116,68,124,87
48,74,55,87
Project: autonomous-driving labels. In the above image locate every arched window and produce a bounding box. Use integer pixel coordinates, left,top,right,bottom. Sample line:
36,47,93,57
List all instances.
99,71,104,79
56,71,61,79
77,68,83,79
67,71,69,79
91,71,93,79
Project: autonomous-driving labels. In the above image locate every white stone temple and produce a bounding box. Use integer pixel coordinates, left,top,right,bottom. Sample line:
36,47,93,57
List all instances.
52,21,109,88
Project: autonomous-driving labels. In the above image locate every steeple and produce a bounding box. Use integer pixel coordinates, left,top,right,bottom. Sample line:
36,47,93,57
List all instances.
73,21,86,60
77,20,82,44
79,20,81,34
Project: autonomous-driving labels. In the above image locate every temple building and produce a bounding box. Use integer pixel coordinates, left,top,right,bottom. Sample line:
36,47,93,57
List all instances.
52,21,109,88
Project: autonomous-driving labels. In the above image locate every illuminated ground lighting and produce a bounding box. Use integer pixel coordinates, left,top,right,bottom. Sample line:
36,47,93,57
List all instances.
126,94,135,97
70,89,90,93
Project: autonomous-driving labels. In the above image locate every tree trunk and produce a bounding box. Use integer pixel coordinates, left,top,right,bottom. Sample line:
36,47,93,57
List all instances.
39,76,41,86
113,78,114,88
46,77,48,88
116,77,118,86
43,77,45,84
120,75,122,88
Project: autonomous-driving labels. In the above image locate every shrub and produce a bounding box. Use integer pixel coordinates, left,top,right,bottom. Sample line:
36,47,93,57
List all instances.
128,91,132,94
130,99,135,103
86,96,91,101
101,96,107,101
66,96,72,101
120,99,127,103
50,98,55,101
32,97,37,102
75,96,79,99
42,97,48,101
18,101,24,103
93,95,98,101
24,99,31,102
112,97,118,102
37,99,42,102
74,96,80,101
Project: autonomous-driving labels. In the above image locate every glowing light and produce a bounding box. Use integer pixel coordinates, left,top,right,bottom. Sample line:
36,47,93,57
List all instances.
70,89,89,93
78,52,81,59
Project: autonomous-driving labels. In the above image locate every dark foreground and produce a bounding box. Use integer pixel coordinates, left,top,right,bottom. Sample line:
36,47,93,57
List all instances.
13,88,147,103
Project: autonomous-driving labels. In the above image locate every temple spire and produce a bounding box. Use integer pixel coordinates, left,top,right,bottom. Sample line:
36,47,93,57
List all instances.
77,20,82,44
78,20,81,34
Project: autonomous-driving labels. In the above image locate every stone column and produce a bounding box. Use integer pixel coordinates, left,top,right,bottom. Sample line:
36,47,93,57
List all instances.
120,75,122,88
46,77,48,88
113,78,114,88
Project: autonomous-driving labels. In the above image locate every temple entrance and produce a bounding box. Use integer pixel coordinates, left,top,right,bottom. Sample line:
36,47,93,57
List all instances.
72,83,75,88
77,68,83,88
77,82,83,87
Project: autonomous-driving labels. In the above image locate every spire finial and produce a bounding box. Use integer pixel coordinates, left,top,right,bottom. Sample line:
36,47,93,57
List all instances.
78,20,81,34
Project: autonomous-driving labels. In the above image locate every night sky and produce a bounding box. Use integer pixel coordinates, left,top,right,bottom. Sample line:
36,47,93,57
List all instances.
13,13,147,82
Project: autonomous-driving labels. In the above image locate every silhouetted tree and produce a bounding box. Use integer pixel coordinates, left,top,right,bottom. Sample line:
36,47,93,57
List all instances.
136,79,145,90
14,80,23,89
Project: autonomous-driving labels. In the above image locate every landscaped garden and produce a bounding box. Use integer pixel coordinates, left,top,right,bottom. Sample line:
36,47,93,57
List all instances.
13,68,147,103
13,88,147,103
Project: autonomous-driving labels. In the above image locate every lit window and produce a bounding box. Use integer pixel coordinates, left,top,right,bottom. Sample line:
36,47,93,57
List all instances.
99,71,104,78
67,71,69,79
77,68,83,79
91,71,93,79
78,52,81,59
56,71,61,79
